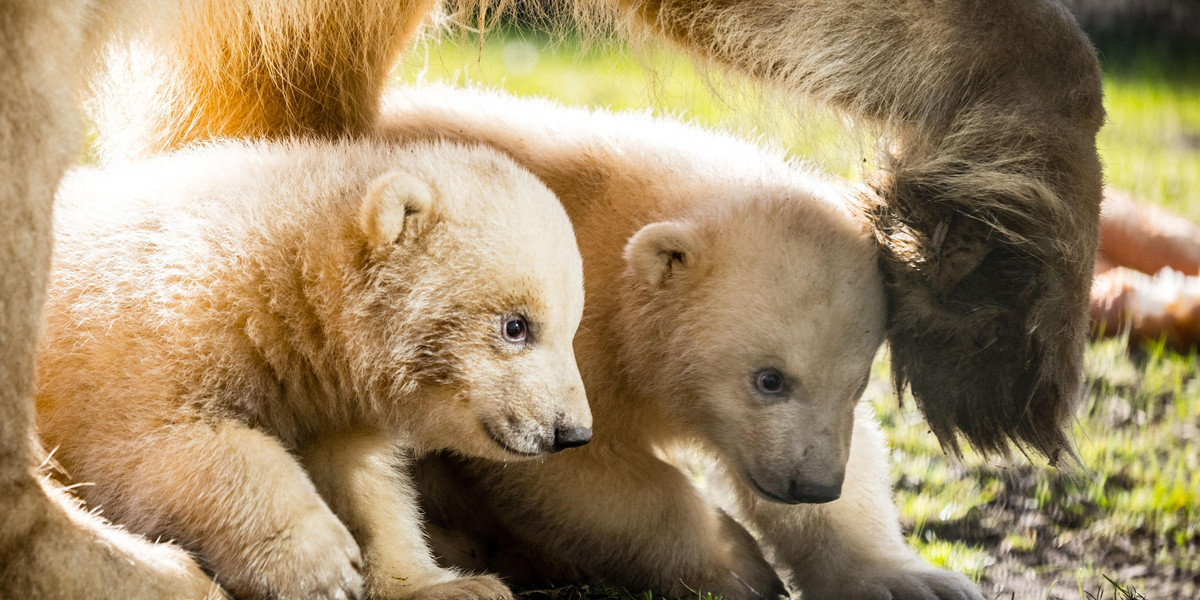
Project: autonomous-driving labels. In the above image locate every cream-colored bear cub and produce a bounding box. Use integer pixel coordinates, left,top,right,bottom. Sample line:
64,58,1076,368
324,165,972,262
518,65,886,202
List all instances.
384,86,984,600
35,138,589,600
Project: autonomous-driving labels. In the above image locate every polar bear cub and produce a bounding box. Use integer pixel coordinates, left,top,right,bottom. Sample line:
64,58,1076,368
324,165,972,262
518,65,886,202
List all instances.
35,137,589,600
381,85,984,600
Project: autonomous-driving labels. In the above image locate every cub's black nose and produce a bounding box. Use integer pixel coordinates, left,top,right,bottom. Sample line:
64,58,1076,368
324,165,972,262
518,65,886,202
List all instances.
552,426,592,451
787,480,842,504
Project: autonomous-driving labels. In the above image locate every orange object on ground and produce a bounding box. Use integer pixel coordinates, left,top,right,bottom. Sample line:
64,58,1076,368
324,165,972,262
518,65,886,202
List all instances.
1091,188,1200,349
1092,266,1200,350
1098,187,1200,276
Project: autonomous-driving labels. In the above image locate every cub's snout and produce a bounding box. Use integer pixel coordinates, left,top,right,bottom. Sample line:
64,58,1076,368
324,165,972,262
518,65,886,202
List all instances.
748,465,846,505
482,410,592,456
785,479,842,504
553,422,592,451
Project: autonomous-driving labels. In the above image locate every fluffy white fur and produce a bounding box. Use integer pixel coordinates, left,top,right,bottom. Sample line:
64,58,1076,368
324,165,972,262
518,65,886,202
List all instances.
36,137,587,599
2,0,1102,596
94,0,1107,457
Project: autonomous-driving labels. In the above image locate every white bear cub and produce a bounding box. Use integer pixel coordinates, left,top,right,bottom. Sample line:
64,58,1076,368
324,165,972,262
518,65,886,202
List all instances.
35,137,590,600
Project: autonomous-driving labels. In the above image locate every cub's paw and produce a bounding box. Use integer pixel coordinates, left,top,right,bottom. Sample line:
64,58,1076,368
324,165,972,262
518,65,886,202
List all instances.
711,511,787,600
409,574,512,600
804,565,982,600
234,510,363,600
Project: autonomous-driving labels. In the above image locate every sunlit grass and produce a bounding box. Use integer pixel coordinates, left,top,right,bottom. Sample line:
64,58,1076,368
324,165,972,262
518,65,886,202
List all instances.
871,334,1200,596
398,30,870,179
400,31,1200,225
1096,43,1200,221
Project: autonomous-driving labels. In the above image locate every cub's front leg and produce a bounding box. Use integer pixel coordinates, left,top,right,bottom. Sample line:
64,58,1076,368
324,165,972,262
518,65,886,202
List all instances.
301,430,512,600
421,445,786,600
728,405,982,600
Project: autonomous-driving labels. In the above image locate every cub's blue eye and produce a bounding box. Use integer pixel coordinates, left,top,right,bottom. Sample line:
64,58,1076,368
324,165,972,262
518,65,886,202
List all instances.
754,368,786,395
502,316,528,343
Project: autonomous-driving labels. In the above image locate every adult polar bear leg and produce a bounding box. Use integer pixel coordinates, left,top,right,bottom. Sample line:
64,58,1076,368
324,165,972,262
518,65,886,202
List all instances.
725,405,982,600
300,430,512,600
3,478,223,599
91,0,439,159
77,418,363,600
0,4,217,598
614,0,1105,459
0,1,80,510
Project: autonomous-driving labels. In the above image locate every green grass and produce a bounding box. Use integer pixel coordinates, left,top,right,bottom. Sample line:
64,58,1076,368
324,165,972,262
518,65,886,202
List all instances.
399,31,1200,220
394,30,1200,600
1095,41,1200,221
397,29,870,178
878,339,1199,599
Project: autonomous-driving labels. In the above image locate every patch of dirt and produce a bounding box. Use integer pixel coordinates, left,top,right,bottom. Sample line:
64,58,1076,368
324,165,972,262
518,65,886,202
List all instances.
916,466,1199,599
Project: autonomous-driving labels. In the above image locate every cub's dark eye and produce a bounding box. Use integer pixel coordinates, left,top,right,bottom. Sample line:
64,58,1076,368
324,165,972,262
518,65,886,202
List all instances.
502,316,528,344
754,368,786,395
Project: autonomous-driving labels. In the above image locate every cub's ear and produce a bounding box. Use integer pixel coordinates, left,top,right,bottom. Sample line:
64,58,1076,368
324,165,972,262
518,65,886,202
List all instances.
624,221,700,287
360,172,434,248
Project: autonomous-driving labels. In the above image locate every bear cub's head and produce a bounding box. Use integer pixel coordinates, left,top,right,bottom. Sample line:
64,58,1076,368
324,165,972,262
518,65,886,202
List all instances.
348,147,590,460
619,188,884,504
